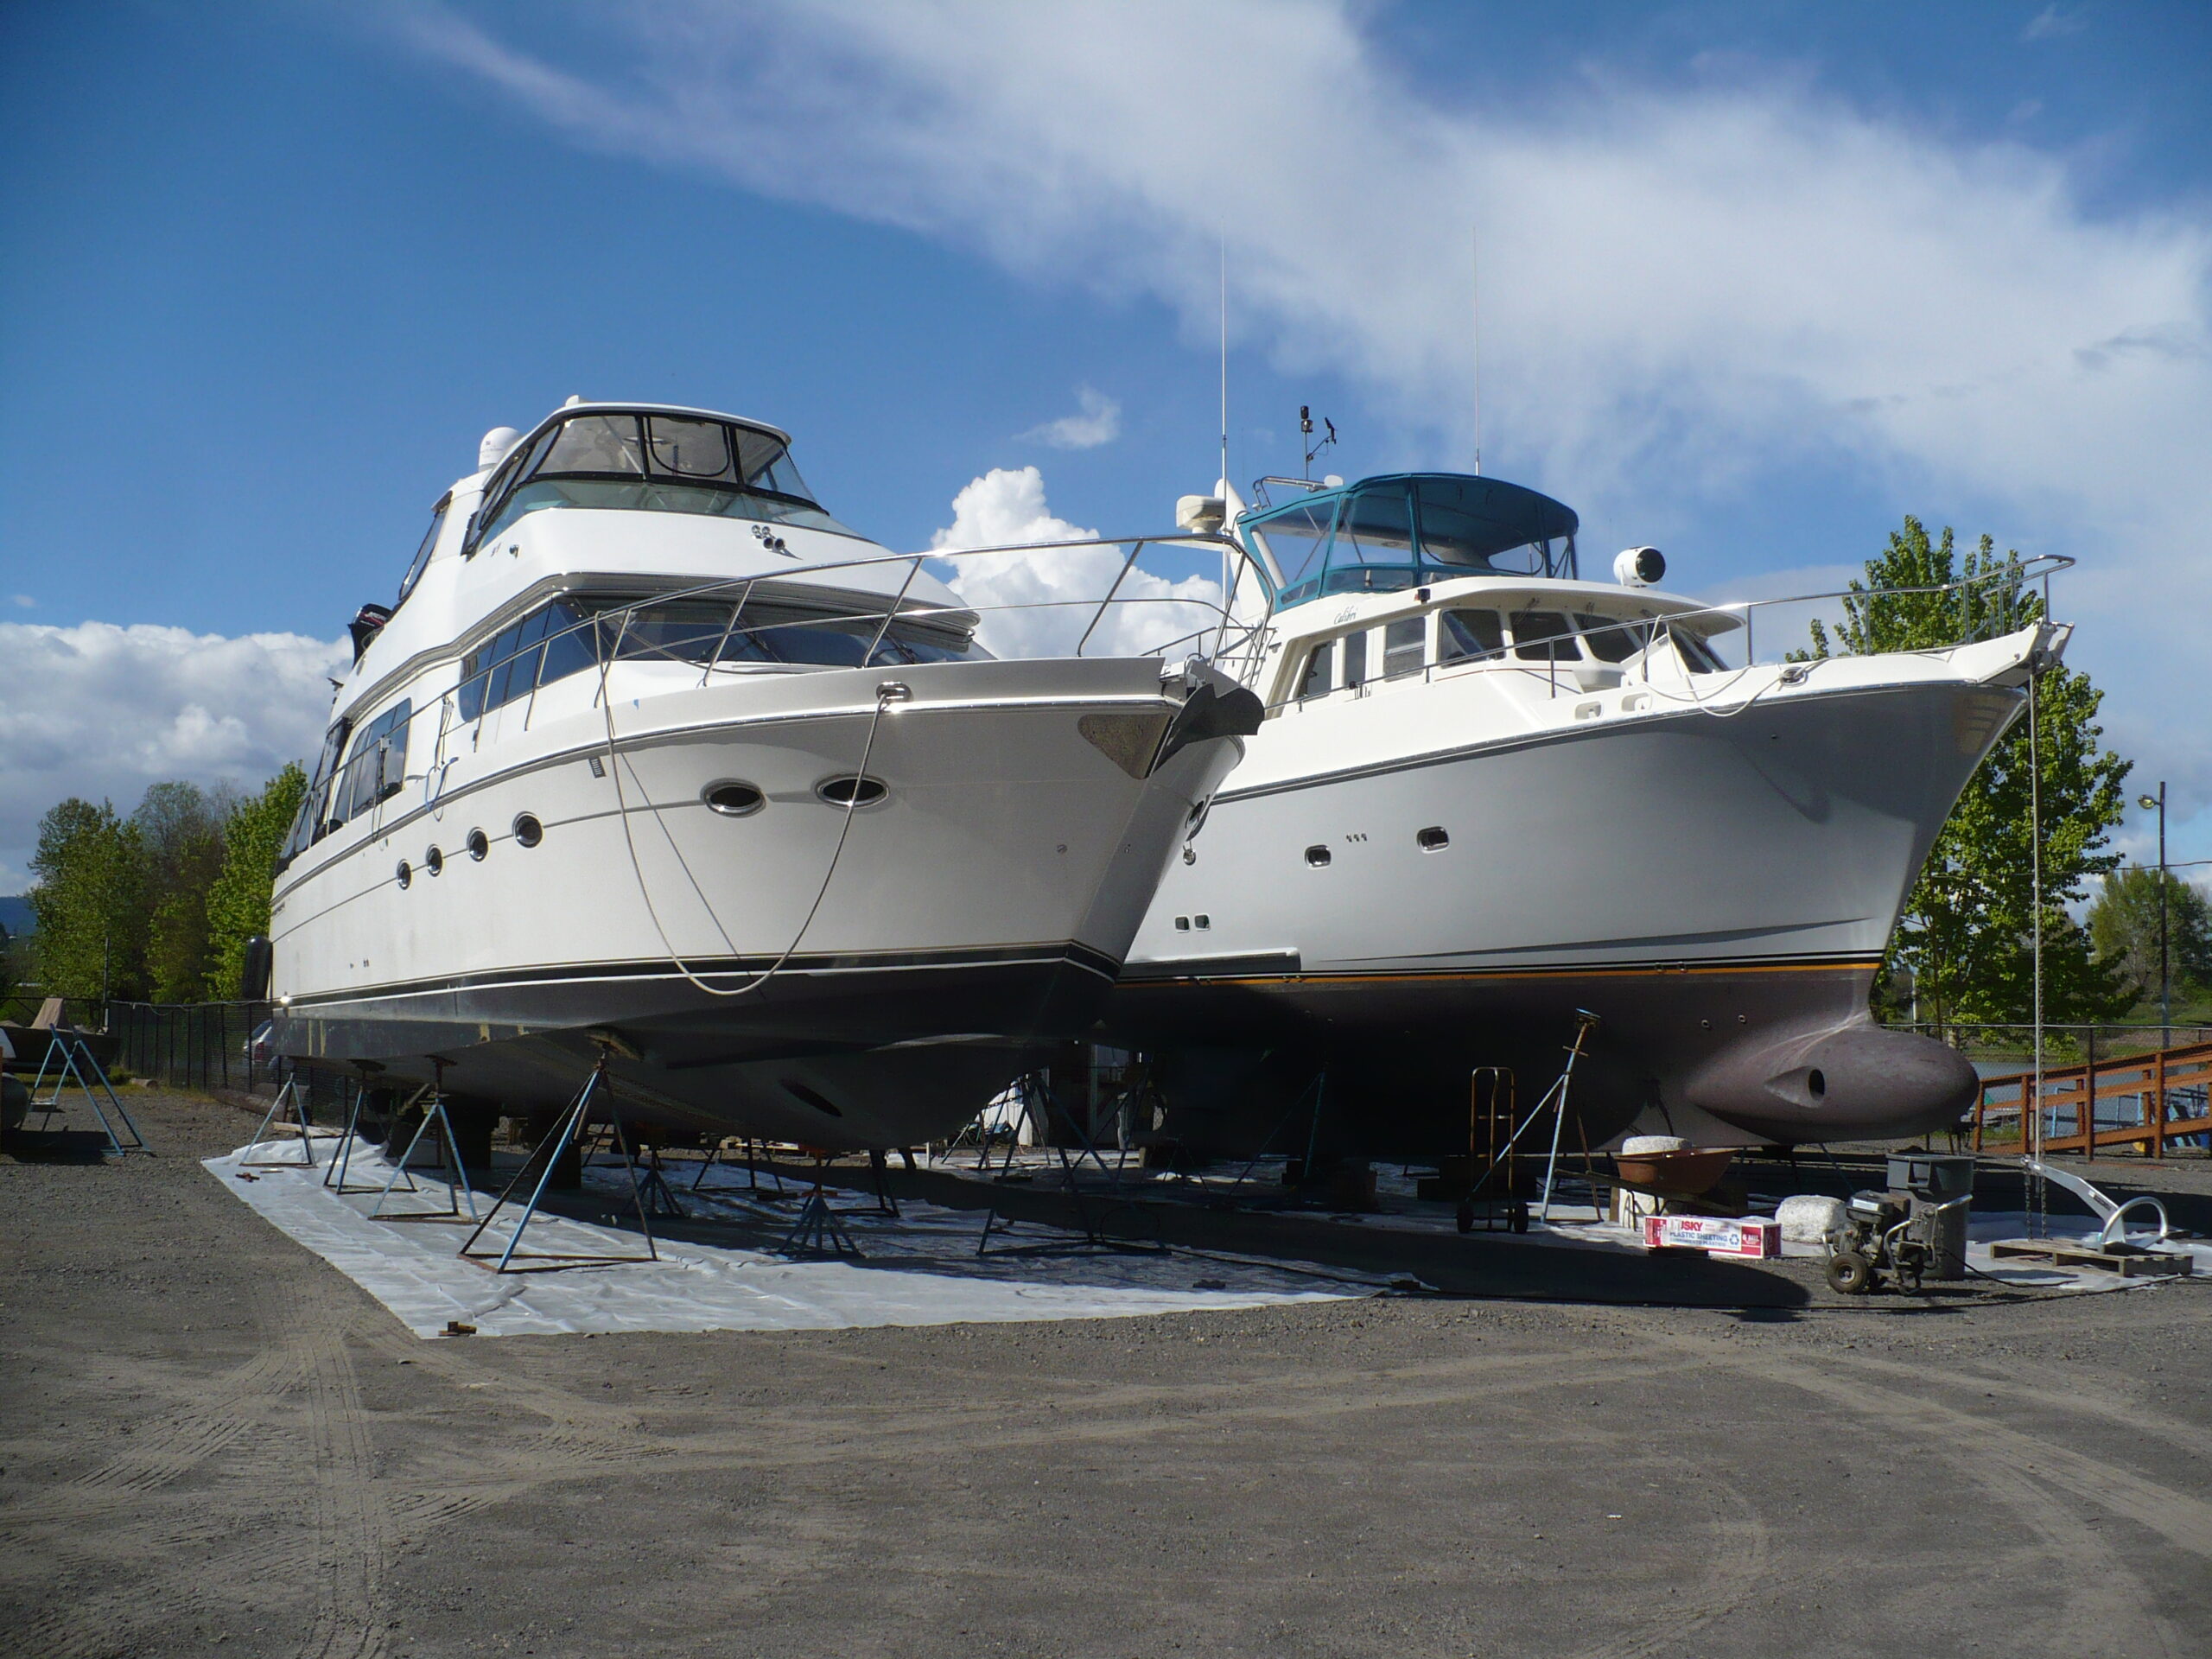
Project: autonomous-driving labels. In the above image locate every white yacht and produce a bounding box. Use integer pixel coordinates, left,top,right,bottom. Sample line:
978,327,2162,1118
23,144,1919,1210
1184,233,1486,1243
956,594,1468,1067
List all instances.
265,402,1259,1147
1109,472,2057,1152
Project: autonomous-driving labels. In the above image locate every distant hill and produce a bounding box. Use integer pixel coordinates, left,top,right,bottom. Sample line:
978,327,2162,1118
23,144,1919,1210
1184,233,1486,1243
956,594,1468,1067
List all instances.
0,895,34,937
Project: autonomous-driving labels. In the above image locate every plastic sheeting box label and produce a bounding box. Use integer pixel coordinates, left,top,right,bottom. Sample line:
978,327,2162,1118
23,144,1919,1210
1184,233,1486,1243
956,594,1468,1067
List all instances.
1642,1214,1780,1258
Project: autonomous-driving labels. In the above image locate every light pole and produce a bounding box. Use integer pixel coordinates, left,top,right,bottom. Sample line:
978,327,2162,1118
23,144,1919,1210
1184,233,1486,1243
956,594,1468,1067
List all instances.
2138,783,2168,1049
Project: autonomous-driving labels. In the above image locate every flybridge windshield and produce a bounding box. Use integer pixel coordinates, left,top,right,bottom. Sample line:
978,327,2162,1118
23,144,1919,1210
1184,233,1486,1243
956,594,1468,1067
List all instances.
1247,474,1580,610
469,410,857,550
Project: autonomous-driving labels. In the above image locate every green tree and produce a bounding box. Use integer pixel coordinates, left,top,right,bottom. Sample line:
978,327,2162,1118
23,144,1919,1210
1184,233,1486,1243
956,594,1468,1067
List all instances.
133,780,232,1002
2088,868,2212,1007
207,762,308,999
27,798,148,1004
1812,518,2133,1032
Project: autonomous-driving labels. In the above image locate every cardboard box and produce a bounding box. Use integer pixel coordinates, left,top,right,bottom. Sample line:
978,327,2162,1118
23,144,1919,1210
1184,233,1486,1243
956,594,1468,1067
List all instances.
1642,1214,1781,1259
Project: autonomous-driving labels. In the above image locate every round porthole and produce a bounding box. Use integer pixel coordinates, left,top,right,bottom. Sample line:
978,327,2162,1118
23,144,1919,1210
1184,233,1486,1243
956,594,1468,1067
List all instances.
424,845,444,877
512,813,543,848
703,780,766,817
1417,825,1451,853
1305,844,1332,868
396,860,412,889
466,828,489,861
816,775,888,808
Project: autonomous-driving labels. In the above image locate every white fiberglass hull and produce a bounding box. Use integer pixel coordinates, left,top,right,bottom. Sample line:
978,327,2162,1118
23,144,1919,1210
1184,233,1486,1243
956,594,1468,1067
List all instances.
271,657,1248,1148
1111,648,2035,1149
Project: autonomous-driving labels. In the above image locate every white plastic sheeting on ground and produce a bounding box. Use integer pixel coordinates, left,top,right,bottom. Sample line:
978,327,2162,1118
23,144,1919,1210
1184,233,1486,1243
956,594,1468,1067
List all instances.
205,1139,1368,1339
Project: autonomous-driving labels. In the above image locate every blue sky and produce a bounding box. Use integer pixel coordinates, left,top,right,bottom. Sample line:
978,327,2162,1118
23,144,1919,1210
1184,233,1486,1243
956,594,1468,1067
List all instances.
3,1,2209,887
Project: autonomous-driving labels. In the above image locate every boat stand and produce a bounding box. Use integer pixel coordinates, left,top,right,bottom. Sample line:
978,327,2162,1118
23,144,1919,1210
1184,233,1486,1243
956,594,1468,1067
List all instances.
370,1075,478,1223
636,1145,685,1220
691,1135,793,1198
240,1071,317,1168
29,1028,149,1156
777,1158,863,1259
459,1060,658,1272
977,1084,1163,1258
326,1076,416,1194
865,1148,900,1219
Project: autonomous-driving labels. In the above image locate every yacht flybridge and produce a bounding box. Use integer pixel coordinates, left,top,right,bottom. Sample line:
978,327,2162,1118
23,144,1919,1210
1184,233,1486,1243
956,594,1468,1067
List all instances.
266,402,1260,1147
1109,471,2062,1152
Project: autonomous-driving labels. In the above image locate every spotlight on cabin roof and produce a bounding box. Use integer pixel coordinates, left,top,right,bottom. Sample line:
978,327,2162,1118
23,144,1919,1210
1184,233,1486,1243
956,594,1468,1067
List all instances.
1614,546,1666,587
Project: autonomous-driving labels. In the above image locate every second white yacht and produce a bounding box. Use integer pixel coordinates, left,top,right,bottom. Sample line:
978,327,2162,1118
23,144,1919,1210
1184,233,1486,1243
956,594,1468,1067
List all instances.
1108,472,2058,1153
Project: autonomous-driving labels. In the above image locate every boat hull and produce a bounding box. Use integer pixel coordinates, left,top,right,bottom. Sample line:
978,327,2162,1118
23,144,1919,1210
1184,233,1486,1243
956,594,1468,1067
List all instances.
1109,677,2017,1151
270,657,1246,1147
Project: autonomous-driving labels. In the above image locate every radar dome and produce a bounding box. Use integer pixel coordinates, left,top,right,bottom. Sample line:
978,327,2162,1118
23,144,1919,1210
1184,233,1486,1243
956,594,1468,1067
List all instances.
478,426,523,470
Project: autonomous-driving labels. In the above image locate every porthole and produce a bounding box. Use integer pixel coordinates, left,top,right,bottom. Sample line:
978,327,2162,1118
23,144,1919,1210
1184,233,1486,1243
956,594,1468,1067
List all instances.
1417,826,1450,853
466,828,489,861
816,775,888,808
1305,845,1332,868
424,845,444,877
396,860,412,889
512,813,543,849
1174,916,1191,931
703,780,766,817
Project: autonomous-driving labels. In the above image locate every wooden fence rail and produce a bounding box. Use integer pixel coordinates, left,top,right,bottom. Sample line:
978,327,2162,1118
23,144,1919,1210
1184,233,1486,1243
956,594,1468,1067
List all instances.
1973,1038,2212,1160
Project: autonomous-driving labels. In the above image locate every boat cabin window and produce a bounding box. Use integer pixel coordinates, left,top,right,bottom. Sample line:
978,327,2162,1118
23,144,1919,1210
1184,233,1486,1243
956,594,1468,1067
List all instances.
1573,613,1649,664
1667,622,1729,673
1297,639,1333,701
327,701,411,830
1510,611,1580,662
458,594,993,721
1440,608,1505,663
396,497,449,607
1382,616,1426,679
467,410,855,553
1249,499,1337,592
276,716,354,869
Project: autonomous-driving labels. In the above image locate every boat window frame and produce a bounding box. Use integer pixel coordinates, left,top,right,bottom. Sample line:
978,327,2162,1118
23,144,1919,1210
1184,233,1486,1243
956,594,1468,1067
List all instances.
464,410,842,556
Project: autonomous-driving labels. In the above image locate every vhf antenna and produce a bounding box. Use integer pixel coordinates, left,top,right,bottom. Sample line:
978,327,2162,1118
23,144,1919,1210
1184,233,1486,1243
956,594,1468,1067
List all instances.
1471,222,1483,476
1219,236,1230,494
1300,405,1336,481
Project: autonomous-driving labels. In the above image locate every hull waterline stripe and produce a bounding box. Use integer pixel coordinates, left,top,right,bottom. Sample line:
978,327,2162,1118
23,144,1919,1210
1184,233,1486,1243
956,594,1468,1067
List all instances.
1120,953,1884,989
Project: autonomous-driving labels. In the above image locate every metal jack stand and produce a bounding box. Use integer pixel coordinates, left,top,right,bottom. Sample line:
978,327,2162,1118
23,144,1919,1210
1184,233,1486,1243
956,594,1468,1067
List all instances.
459,1058,658,1272
691,1135,791,1198
778,1158,862,1258
29,1027,149,1156
867,1148,900,1218
370,1070,479,1223
1535,1011,1602,1223
241,1069,318,1168
327,1075,412,1194
978,1083,1164,1258
636,1146,685,1220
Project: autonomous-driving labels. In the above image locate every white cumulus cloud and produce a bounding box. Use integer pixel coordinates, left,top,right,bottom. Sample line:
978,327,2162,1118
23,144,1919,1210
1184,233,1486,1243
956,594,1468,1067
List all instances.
0,622,347,891
396,0,2212,842
930,467,1220,659
1021,385,1122,450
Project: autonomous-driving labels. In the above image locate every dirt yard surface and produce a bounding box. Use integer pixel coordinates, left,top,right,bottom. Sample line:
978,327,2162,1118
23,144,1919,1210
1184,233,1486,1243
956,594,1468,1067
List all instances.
3,1092,2209,1657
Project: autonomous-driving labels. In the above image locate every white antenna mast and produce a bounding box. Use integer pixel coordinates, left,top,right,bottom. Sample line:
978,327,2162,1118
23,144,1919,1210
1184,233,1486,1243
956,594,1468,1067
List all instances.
1471,222,1483,476
1218,234,1230,494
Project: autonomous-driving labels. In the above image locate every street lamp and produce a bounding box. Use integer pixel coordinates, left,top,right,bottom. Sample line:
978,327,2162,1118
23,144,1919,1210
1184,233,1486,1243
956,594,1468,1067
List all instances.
2138,783,2168,1048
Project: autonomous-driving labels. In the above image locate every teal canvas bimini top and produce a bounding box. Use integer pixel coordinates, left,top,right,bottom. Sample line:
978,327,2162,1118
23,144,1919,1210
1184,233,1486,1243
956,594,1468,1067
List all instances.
1243,474,1580,610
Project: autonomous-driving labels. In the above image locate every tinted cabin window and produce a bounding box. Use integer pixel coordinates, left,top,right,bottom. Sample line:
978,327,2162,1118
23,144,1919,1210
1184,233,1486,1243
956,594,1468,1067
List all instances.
1383,616,1426,679
1298,640,1334,700
328,700,412,830
397,499,448,607
1440,608,1505,662
1573,613,1648,664
1668,623,1728,672
1510,611,1580,662
542,415,645,474
646,416,735,480
1343,630,1369,688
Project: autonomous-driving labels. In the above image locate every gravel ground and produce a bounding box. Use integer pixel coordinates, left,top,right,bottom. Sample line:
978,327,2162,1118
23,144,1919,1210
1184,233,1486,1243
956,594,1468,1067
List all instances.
3,1091,2209,1658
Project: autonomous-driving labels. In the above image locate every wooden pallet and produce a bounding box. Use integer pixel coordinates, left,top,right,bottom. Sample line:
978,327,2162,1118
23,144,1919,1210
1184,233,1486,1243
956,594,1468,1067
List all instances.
1987,1238,2195,1278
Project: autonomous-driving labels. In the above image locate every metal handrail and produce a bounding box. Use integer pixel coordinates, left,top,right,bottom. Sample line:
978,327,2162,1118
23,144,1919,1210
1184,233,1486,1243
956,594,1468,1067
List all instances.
1256,552,2075,715
284,528,1276,869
